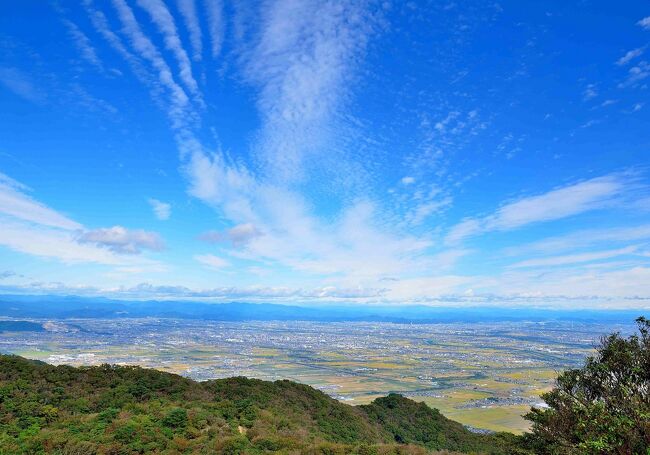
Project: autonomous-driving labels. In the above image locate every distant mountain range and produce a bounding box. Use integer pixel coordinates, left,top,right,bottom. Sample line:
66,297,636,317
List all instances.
0,294,643,323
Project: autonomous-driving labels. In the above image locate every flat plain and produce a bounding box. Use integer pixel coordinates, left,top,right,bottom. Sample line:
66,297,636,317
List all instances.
0,318,629,433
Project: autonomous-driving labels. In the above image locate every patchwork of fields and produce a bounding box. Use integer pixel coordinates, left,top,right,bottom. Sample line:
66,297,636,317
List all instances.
0,318,628,433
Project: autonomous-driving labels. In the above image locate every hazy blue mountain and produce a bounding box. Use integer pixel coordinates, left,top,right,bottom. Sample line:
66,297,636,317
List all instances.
0,294,641,324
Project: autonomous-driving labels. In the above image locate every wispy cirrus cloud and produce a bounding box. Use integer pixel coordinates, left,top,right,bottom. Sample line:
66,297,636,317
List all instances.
194,253,230,269
61,18,104,71
638,16,650,30
111,0,193,130
0,220,122,265
148,198,171,220
582,83,598,101
176,0,203,61
204,0,224,58
617,47,644,66
508,246,640,269
446,174,634,244
200,223,261,246
83,0,153,85
0,172,164,267
0,67,46,104
79,0,426,289
135,0,202,102
619,61,650,88
503,224,650,256
0,174,81,230
240,0,378,182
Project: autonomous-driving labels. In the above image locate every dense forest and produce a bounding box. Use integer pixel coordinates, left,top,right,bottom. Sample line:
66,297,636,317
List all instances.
0,354,522,454
0,317,648,454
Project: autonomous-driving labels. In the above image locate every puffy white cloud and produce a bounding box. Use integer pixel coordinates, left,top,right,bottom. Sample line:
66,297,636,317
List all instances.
200,223,261,246
638,16,650,30
0,219,127,264
78,226,164,254
0,174,166,267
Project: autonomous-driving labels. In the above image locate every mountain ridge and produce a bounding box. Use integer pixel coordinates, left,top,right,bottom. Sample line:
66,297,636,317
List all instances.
0,354,524,454
0,294,640,323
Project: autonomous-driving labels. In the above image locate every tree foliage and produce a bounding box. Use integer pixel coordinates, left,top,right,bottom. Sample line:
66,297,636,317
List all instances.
525,317,650,454
0,354,519,454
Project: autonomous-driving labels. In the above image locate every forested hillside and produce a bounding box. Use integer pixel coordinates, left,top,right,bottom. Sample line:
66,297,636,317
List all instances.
0,355,522,454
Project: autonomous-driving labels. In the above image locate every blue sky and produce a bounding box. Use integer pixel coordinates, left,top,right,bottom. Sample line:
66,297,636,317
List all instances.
0,0,649,308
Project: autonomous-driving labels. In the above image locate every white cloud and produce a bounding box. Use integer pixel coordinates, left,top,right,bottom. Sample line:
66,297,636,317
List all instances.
84,0,154,86
480,266,650,303
78,226,164,254
204,0,224,58
61,2,649,308
638,16,650,30
445,218,482,245
504,224,650,256
0,280,387,302
384,275,470,301
488,175,624,229
446,174,631,244
405,197,452,226
176,0,202,61
0,176,82,230
616,47,644,66
241,0,377,181
200,223,261,246
582,83,597,100
619,61,650,88
148,198,171,220
62,18,104,70
0,67,45,104
111,0,193,130
509,246,639,269
135,0,202,101
194,253,230,269
185,151,435,281
0,219,134,265
0,173,166,269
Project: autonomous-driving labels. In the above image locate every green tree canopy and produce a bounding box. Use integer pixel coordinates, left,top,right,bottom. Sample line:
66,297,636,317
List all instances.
525,317,650,454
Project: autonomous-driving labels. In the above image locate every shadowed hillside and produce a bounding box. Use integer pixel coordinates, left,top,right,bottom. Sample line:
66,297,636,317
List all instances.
0,355,523,454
